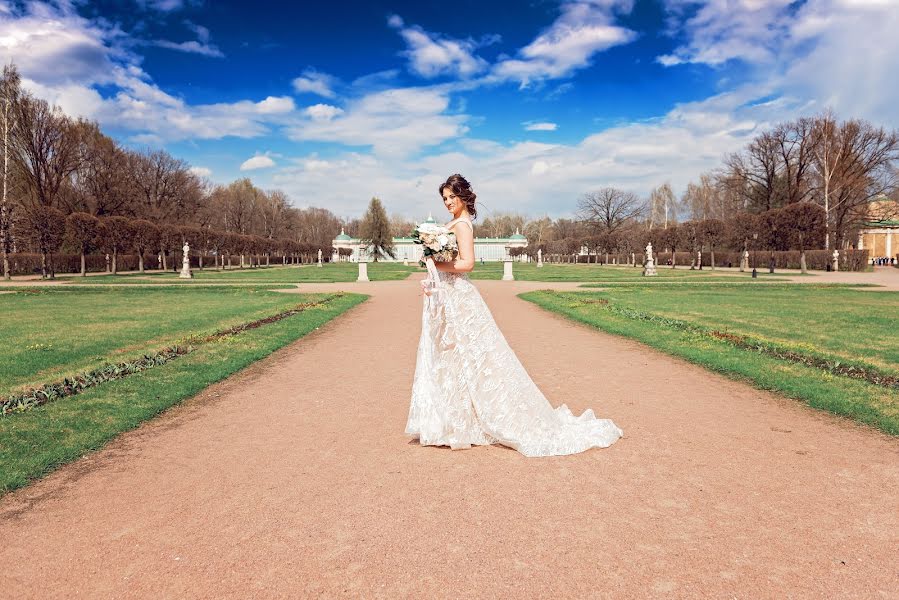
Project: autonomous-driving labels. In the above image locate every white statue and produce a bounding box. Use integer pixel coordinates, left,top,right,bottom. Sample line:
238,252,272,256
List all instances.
537,247,543,268
317,248,323,267
643,242,657,276
179,242,193,279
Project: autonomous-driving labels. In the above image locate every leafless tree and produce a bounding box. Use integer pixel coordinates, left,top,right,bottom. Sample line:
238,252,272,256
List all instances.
810,112,899,248
10,93,81,212
577,187,645,234
648,183,676,229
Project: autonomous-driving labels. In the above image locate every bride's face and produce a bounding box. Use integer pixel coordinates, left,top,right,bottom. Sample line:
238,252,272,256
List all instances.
442,189,463,217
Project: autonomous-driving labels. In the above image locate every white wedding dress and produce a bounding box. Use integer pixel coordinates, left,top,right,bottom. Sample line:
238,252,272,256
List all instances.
405,218,624,457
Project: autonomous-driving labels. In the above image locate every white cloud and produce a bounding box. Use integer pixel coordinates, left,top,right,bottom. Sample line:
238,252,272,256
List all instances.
304,103,344,121
287,86,468,157
292,69,338,98
492,0,638,86
658,0,899,124
657,0,795,66
189,166,212,178
255,96,295,114
389,17,489,79
0,3,300,143
272,83,808,219
154,39,224,58
138,0,187,10
240,155,276,171
524,121,558,131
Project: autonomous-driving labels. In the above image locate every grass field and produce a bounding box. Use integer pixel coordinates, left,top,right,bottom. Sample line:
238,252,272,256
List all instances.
469,262,793,281
522,284,899,436
0,285,331,396
58,262,419,284
54,262,807,284
0,288,366,493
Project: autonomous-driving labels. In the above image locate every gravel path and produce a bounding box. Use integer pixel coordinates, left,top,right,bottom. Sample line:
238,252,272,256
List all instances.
1,277,896,598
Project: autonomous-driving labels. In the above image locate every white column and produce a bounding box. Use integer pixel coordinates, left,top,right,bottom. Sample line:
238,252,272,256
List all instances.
886,231,893,257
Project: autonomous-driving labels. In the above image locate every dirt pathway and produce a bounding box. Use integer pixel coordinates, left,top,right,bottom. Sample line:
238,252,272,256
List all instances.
1,277,896,598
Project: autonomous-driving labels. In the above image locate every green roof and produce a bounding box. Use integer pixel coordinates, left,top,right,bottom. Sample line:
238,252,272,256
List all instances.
862,220,899,227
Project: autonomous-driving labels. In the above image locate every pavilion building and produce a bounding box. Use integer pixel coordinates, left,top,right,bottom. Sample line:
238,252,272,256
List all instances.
857,198,899,261
331,215,528,263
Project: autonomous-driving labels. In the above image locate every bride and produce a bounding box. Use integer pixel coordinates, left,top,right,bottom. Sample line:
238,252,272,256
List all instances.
405,174,624,457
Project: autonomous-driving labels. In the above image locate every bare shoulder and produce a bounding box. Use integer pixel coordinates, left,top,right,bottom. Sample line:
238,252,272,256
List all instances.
448,218,474,232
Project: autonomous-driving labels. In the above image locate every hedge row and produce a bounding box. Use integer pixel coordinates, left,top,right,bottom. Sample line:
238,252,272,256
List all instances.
553,249,870,271
2,252,324,276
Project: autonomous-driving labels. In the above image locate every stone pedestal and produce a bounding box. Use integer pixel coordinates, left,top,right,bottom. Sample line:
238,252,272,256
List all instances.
502,258,514,281
357,261,369,282
179,242,193,279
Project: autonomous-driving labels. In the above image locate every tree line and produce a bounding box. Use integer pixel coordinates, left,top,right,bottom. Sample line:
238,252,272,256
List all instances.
476,112,898,270
0,64,343,278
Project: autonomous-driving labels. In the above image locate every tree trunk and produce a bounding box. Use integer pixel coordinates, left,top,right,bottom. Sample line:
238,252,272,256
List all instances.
710,249,716,270
49,253,56,279
81,252,87,276
112,249,118,275
671,250,676,268
800,250,807,274
40,251,47,279
161,250,167,271
138,252,144,273
199,253,204,270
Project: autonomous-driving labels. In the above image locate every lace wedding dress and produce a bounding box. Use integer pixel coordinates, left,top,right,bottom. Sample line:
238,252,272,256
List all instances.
405,218,624,457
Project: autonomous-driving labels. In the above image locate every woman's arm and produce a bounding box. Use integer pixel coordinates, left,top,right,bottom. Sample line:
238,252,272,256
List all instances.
434,222,475,273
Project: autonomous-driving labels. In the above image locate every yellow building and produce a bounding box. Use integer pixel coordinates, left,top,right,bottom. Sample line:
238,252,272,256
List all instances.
857,198,898,260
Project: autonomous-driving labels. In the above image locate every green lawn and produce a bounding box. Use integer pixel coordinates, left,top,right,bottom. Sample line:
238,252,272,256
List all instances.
469,262,792,281
522,284,899,436
0,285,341,396
0,289,366,493
59,262,419,284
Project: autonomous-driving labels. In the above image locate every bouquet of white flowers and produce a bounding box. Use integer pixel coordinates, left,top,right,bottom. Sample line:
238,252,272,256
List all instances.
411,221,458,300
411,222,458,264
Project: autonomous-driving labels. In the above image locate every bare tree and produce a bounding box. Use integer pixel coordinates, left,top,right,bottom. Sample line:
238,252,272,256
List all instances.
577,187,645,234
811,112,899,248
65,212,99,276
648,183,676,229
0,63,21,280
70,122,130,216
10,93,81,212
22,206,66,278
131,219,160,273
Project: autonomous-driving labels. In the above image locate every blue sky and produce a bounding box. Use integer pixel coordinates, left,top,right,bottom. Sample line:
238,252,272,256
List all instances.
2,0,898,221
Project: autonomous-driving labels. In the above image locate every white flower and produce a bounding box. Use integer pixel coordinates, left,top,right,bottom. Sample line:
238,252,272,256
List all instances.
437,234,449,246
